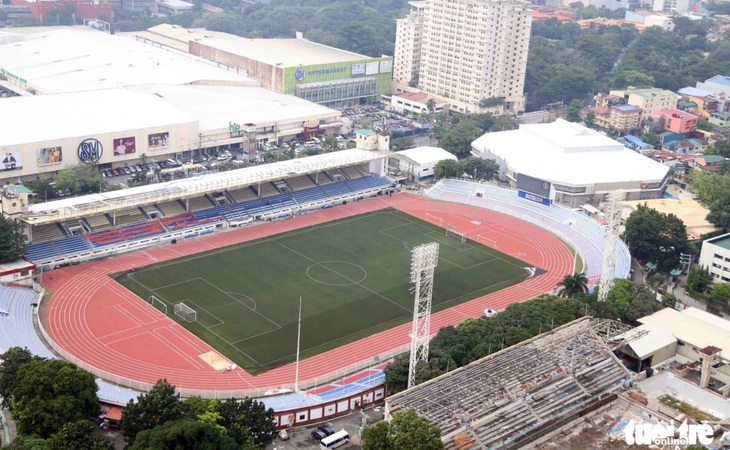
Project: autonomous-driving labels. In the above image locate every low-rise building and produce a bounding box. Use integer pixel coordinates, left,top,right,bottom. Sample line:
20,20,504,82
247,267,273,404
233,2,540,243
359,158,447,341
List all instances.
700,232,730,283
691,154,727,172
389,91,445,115
610,104,642,134
653,108,699,134
610,87,680,123
389,146,456,182
156,0,194,16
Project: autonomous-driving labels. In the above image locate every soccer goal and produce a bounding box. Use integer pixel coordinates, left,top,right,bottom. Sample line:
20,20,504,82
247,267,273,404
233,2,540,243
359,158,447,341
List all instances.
476,234,498,249
446,227,467,243
425,213,445,227
174,302,197,323
148,295,168,315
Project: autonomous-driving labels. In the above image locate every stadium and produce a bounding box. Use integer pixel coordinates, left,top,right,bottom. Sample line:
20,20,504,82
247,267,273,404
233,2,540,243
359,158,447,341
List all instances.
0,142,631,426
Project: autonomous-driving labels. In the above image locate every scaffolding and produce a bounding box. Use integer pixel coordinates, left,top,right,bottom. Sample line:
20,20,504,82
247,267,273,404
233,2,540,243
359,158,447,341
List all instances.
598,191,625,303
408,242,440,390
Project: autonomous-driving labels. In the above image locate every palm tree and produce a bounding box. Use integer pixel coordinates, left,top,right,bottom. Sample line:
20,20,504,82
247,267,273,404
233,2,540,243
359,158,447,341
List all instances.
426,98,436,113
558,272,589,298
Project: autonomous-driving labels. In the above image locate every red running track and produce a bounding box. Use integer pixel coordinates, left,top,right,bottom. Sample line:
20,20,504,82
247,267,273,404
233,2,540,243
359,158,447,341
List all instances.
42,193,574,394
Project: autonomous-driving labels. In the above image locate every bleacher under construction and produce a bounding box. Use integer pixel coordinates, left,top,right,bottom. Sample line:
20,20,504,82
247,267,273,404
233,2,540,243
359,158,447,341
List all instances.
385,317,635,450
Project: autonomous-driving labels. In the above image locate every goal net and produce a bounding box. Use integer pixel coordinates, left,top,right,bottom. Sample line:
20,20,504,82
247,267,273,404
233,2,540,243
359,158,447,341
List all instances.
148,295,167,315
446,227,467,243
425,213,445,227
476,234,498,249
174,302,197,323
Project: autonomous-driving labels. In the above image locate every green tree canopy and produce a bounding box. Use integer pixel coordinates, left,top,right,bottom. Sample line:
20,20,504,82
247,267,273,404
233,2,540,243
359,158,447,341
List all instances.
687,265,712,293
121,379,184,446
711,283,730,306
439,120,482,158
362,409,444,450
0,215,28,262
623,203,688,268
217,397,276,448
433,159,463,180
557,272,589,298
462,157,499,181
47,420,115,450
128,419,239,450
0,347,45,409
692,170,730,230
12,360,99,438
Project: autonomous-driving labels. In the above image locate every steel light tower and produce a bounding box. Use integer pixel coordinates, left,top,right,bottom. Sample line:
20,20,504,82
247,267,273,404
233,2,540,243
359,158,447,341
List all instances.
407,242,440,389
598,191,625,303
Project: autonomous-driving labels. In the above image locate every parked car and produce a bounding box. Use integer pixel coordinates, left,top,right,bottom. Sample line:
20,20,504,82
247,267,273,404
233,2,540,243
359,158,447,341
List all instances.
278,429,289,441
311,430,327,441
318,424,335,436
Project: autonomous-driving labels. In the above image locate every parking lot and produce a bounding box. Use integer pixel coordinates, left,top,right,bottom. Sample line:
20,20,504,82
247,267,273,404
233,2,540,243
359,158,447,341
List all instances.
267,405,385,450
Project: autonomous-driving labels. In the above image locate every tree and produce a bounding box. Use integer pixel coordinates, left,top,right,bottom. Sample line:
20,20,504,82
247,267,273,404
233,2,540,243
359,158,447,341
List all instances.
121,379,184,446
711,283,730,306
27,177,55,202
2,436,51,450
691,171,730,230
217,397,276,448
433,159,463,179
557,272,588,298
623,288,663,323
390,136,416,152
426,98,437,113
128,419,239,450
0,215,27,263
383,354,410,394
47,420,114,450
641,132,660,148
566,99,583,122
605,278,633,318
686,265,712,293
584,111,597,129
12,360,99,438
0,347,44,410
362,409,444,450
462,157,499,181
439,120,482,158
623,204,688,268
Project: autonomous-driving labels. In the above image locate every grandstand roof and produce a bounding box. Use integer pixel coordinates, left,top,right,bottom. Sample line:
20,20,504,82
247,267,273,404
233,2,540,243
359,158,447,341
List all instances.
0,27,257,95
472,119,669,186
196,37,372,68
128,84,340,132
385,317,633,449
24,149,386,223
1,89,196,146
394,147,456,166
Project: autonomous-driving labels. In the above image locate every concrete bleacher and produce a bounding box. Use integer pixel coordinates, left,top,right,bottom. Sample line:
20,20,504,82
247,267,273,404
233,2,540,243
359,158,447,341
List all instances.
111,207,146,226
311,172,334,185
427,179,631,282
85,214,113,230
156,199,186,217
255,182,279,197
186,195,216,212
341,166,364,180
31,223,66,242
227,187,258,203
286,176,315,191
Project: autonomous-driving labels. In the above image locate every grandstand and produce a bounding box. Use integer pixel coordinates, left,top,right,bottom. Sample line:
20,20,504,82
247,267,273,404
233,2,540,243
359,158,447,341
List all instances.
426,179,632,283
385,317,635,449
21,149,391,266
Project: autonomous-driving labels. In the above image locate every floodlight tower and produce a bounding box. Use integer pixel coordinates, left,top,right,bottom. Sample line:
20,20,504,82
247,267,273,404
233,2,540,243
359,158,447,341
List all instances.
598,191,625,302
407,242,440,389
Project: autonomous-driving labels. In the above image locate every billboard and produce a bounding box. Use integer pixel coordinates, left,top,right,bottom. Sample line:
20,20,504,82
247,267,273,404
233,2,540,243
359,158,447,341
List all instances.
1,151,23,171
518,189,551,206
37,146,63,166
148,132,169,150
516,173,551,198
351,63,366,77
365,61,379,76
114,137,136,155
379,60,393,73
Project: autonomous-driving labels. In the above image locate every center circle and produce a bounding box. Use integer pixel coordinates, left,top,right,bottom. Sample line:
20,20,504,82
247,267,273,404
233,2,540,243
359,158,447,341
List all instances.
306,261,367,286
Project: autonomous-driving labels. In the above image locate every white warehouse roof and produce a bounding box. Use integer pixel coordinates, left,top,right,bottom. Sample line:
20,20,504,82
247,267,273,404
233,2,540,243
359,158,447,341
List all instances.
1,89,196,146
0,27,257,95
198,37,372,67
395,146,456,166
472,119,669,186
128,84,340,132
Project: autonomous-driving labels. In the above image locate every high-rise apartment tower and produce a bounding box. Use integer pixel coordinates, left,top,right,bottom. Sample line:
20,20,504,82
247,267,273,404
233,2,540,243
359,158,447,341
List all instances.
394,0,532,116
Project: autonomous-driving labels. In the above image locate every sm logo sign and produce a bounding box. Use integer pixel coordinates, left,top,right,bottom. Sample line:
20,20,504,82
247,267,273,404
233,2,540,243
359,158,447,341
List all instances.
77,138,103,163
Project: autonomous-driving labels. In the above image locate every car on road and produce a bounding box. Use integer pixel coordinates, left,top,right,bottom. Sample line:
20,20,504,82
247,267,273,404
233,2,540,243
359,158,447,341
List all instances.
311,430,327,441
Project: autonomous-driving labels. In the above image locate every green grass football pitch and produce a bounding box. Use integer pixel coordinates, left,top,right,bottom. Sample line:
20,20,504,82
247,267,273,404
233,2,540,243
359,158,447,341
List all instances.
115,209,528,374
